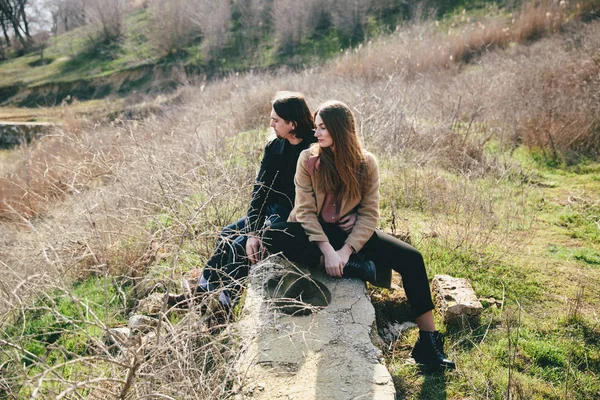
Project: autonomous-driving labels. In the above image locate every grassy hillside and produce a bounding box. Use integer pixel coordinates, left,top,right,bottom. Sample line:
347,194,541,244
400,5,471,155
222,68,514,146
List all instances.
0,0,599,398
0,0,522,113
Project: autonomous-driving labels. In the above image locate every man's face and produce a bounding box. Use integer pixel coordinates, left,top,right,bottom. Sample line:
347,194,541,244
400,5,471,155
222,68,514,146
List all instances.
270,108,295,141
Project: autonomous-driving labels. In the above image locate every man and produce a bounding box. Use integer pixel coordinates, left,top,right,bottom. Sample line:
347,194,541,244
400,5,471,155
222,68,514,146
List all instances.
170,91,317,310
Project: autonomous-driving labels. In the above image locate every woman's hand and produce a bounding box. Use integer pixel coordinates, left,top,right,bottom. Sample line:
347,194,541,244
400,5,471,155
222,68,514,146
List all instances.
338,212,357,233
317,242,344,277
246,236,264,265
336,244,353,269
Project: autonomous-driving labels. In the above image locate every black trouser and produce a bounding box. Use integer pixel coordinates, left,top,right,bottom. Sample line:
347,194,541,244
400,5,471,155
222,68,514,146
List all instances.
201,204,291,301
263,221,435,318
201,217,250,299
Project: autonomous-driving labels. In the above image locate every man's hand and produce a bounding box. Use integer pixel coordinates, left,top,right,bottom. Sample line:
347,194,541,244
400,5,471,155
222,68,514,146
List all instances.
246,236,264,265
338,212,358,233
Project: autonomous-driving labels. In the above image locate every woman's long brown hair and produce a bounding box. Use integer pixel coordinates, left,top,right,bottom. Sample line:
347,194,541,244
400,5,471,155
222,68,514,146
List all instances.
311,100,365,200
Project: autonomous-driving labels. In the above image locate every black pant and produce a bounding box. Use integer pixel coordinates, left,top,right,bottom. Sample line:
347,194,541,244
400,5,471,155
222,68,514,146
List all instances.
263,221,435,318
201,217,250,298
201,204,291,300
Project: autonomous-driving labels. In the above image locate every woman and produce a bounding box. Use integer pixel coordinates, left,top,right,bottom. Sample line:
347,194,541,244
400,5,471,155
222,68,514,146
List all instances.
264,100,455,372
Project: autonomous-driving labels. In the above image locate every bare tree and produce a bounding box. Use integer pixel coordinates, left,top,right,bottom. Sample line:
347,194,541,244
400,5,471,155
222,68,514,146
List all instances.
0,0,34,50
236,0,265,33
146,0,200,57
86,0,124,44
231,0,270,60
188,0,231,60
0,11,11,46
331,0,370,44
272,0,325,54
46,0,86,35
0,35,5,58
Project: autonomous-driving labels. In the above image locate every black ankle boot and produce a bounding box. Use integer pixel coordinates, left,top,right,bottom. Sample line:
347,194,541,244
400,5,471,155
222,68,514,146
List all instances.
411,330,456,372
343,255,377,283
167,284,211,310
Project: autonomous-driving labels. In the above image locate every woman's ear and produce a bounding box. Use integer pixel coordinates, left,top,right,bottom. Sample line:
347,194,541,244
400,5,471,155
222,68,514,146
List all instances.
291,121,297,131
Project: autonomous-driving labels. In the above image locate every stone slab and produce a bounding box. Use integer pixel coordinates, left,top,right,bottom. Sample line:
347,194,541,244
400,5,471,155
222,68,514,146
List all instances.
235,256,396,400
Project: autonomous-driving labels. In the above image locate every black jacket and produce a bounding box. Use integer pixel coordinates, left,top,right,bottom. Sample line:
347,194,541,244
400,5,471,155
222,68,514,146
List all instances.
247,134,317,231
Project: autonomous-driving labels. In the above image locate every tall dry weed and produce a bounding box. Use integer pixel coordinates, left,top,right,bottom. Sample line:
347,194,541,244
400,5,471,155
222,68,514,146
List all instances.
475,21,600,161
330,0,592,80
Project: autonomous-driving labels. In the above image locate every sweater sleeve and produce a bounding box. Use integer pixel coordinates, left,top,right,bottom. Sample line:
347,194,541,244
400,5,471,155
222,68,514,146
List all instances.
294,150,329,243
247,142,276,231
344,153,380,252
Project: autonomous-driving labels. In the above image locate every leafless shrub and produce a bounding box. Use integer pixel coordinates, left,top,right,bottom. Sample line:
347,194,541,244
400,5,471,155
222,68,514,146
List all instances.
46,0,86,35
476,21,600,161
146,0,200,57
236,0,267,41
188,0,231,60
329,0,588,80
86,0,126,44
330,0,370,43
272,0,311,54
0,271,242,398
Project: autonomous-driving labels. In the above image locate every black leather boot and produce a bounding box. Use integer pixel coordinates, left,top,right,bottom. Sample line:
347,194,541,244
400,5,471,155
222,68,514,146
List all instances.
343,254,377,283
167,284,210,311
411,330,456,372
167,292,190,308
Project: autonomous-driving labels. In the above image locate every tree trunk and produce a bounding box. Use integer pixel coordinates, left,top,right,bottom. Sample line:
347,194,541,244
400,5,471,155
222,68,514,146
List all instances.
0,0,32,49
0,16,11,47
17,0,31,42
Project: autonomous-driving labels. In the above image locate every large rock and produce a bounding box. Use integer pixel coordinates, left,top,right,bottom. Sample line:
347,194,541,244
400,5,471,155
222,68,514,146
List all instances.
235,256,395,400
432,274,483,327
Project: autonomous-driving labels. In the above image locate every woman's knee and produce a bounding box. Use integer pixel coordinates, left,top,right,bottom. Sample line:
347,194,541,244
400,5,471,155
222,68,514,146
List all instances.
409,246,425,267
374,231,426,271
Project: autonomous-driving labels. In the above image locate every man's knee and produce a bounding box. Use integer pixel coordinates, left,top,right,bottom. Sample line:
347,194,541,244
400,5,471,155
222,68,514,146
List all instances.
263,222,289,252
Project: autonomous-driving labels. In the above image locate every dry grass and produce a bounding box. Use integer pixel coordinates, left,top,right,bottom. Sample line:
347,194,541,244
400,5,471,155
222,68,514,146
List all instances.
330,0,588,80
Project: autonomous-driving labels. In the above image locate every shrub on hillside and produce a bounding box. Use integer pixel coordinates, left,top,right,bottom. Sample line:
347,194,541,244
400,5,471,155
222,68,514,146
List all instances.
47,0,87,35
330,0,588,80
147,0,200,57
272,0,322,54
330,0,370,44
188,0,231,60
86,0,126,44
515,35,600,161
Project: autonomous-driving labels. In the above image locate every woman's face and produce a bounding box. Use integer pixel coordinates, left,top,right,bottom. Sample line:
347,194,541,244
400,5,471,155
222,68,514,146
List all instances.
314,114,333,148
270,108,295,141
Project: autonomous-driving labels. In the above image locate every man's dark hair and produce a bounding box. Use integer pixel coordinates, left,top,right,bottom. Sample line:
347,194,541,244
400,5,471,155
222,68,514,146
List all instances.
272,91,315,139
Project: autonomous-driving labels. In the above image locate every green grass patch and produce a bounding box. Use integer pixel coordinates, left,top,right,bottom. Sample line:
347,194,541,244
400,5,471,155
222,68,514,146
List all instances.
0,276,131,395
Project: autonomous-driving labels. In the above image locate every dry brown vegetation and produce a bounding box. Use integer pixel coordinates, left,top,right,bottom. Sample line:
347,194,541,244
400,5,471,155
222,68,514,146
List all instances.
1,1,599,398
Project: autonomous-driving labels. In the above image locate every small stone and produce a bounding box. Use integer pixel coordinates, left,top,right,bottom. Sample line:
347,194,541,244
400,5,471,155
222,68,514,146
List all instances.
136,292,164,315
432,275,483,327
141,331,157,347
104,327,131,354
129,315,157,333
183,268,203,290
